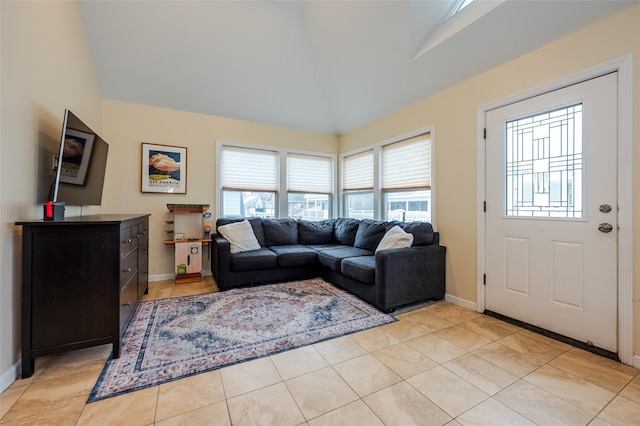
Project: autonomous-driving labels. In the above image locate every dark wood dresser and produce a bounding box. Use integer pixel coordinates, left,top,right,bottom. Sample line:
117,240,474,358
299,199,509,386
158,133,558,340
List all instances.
16,214,150,378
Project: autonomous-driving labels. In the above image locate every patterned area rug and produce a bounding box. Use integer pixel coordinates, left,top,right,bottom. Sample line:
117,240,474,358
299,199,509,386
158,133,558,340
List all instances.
89,278,395,402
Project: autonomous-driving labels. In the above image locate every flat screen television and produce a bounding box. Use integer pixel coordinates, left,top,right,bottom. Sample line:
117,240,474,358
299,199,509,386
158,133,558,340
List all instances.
51,109,109,206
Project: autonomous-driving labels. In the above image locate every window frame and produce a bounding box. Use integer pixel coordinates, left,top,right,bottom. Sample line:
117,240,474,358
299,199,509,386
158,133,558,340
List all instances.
216,141,337,220
339,126,435,225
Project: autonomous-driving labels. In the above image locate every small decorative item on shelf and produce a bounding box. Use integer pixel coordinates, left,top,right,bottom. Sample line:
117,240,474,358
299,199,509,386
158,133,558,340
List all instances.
176,263,187,275
174,232,184,241
204,223,212,239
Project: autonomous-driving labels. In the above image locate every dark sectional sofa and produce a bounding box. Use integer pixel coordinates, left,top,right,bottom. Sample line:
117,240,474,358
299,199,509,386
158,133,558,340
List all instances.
211,217,446,312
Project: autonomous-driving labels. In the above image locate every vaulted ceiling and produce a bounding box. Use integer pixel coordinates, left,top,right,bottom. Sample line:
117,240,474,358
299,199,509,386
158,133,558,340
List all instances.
80,0,637,135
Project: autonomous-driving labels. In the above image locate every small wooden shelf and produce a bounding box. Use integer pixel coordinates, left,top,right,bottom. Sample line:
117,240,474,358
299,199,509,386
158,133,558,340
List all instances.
166,204,210,214
165,204,212,284
163,238,212,247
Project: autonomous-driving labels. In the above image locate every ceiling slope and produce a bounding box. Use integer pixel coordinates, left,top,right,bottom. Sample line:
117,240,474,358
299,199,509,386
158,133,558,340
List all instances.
80,0,637,135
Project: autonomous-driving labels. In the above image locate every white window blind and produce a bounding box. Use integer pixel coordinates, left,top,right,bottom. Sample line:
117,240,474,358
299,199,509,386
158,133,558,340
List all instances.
221,146,278,191
287,154,332,194
343,150,374,190
382,134,431,190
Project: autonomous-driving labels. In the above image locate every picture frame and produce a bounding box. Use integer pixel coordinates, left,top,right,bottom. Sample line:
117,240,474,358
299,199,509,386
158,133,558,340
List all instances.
59,128,95,185
141,143,187,194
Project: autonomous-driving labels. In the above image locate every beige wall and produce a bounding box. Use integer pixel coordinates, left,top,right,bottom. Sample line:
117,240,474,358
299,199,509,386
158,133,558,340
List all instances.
0,1,103,383
341,5,640,356
100,100,339,278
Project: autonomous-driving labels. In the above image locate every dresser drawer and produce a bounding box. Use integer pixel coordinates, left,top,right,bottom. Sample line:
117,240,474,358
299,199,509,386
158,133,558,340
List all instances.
138,240,149,264
120,226,140,257
119,277,137,333
137,223,149,245
120,250,137,289
137,241,149,298
120,227,133,257
130,224,141,245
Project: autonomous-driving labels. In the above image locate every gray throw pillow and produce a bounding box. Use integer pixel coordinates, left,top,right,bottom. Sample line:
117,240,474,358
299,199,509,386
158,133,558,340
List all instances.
298,219,335,245
354,219,386,251
399,221,434,246
333,218,360,246
263,219,298,246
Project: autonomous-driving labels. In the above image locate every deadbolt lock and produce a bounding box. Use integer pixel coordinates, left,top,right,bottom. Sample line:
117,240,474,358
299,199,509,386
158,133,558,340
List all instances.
599,204,612,213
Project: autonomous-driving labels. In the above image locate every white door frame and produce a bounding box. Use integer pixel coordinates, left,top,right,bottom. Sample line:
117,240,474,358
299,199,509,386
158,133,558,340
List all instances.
476,55,634,365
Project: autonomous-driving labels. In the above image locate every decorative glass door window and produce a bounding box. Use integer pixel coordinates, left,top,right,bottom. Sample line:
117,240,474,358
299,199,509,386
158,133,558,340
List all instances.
505,104,583,218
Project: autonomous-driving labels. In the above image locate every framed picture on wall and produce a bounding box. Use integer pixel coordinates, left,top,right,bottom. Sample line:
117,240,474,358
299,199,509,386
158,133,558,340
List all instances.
141,143,187,194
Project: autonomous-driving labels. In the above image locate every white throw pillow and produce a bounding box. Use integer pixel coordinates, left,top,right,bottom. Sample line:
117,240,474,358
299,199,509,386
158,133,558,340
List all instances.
217,220,261,254
375,225,414,253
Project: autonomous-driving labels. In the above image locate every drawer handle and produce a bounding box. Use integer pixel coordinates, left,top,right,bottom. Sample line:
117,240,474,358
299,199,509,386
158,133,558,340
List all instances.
122,301,131,306
122,267,132,273
124,238,132,244
135,234,140,239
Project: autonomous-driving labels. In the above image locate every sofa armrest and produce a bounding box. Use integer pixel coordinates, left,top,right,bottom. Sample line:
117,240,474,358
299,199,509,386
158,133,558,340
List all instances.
432,232,440,245
375,244,446,311
212,235,231,288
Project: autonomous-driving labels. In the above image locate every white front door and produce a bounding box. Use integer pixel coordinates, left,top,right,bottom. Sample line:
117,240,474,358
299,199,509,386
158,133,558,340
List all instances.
485,73,618,352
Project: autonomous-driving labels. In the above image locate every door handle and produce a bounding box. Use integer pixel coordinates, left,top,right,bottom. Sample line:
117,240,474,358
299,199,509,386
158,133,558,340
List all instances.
598,223,613,233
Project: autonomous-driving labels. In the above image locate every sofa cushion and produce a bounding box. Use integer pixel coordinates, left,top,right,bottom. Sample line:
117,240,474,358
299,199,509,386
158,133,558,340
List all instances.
229,248,277,272
354,219,386,251
217,220,261,254
399,221,434,246
306,243,345,252
298,219,335,245
341,256,375,284
217,217,266,246
376,225,414,252
263,219,298,246
333,218,360,246
317,247,373,272
270,245,318,267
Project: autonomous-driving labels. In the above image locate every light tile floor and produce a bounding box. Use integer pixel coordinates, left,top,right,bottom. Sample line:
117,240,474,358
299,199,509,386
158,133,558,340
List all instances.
1,278,639,425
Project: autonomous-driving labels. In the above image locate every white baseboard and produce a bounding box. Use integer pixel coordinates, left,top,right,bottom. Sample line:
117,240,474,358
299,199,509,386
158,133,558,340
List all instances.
633,354,640,369
150,273,174,282
0,359,20,394
444,293,477,311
